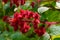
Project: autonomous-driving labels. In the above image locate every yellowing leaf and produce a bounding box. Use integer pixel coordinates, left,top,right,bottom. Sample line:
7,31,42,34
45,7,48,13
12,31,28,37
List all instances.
51,35,60,40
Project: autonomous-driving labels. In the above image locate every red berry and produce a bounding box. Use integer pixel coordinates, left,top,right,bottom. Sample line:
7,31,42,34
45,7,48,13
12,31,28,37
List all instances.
20,0,26,5
31,2,35,8
34,27,46,36
3,16,9,22
10,0,13,7
13,26,18,31
33,19,40,24
20,22,30,33
33,12,40,19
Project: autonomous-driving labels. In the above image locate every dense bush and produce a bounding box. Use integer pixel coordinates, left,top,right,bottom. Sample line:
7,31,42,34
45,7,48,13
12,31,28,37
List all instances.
0,0,60,40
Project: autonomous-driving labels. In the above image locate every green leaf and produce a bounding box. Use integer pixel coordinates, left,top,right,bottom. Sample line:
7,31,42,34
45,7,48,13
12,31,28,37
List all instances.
21,1,32,10
54,38,60,40
51,1,56,7
0,31,11,40
41,10,60,22
10,32,28,40
10,32,22,40
0,20,6,31
31,4,38,12
39,32,50,40
38,7,49,13
8,26,14,32
1,31,10,37
3,2,15,16
0,36,6,40
49,25,60,35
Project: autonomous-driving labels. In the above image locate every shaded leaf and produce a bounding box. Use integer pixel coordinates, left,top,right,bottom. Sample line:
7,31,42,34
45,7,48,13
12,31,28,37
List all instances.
49,25,60,35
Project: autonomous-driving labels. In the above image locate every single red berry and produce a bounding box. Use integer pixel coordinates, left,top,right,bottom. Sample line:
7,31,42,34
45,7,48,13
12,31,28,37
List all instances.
31,2,35,8
13,26,18,31
33,19,40,24
14,12,19,18
10,0,13,7
33,12,40,19
20,0,26,5
3,16,9,22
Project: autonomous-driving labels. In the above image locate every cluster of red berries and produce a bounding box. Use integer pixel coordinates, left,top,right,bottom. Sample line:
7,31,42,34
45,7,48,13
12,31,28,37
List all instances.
2,0,26,7
3,9,57,36
2,0,41,7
